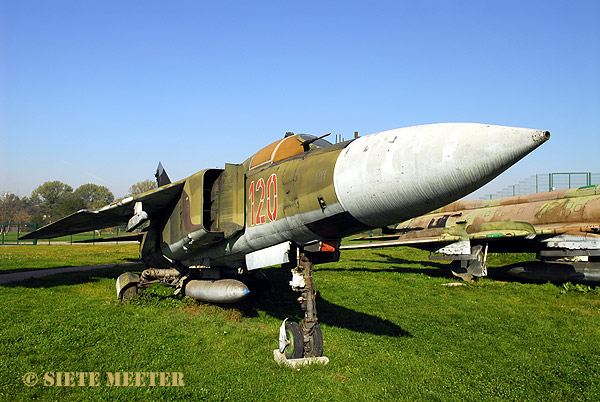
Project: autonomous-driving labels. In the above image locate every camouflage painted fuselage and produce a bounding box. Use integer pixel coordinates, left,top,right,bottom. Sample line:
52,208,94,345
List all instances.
393,185,600,255
153,139,361,269
138,124,551,270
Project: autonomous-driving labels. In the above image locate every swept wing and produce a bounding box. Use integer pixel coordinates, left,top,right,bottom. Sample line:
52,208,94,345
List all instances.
20,180,185,240
342,221,537,250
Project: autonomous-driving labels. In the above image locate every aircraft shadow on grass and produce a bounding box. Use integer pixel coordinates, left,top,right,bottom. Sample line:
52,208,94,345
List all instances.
0,263,411,337
0,265,142,289
1,263,411,338
330,253,563,285
359,253,573,285
255,266,412,338
0,258,140,276
317,252,451,278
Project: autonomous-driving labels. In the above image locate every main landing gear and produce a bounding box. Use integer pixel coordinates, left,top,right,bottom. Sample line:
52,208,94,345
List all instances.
115,267,252,304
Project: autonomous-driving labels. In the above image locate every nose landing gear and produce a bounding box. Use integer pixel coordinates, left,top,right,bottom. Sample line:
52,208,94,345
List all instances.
275,243,338,367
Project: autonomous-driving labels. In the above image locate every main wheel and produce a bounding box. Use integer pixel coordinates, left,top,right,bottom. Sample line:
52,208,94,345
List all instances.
304,322,323,357
120,284,138,300
284,322,303,359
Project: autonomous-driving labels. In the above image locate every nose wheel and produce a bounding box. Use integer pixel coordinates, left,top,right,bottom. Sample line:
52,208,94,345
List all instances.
279,319,324,360
280,320,304,359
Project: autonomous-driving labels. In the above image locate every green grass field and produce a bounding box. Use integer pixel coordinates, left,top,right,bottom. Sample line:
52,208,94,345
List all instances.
0,245,599,401
0,244,139,273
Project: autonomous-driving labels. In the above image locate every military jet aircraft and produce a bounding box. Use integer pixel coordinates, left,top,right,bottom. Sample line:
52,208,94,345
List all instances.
21,123,549,360
344,185,600,283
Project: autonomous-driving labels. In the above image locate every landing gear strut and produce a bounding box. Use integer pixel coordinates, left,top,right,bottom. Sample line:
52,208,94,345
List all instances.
277,242,338,365
297,252,323,357
449,244,488,282
284,251,323,358
116,268,183,300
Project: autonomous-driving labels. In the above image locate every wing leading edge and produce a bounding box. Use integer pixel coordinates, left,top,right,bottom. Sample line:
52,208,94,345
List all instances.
20,180,185,240
341,221,538,251
341,236,460,250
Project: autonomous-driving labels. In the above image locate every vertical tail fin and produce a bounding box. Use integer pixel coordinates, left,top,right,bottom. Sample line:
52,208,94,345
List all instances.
155,162,171,187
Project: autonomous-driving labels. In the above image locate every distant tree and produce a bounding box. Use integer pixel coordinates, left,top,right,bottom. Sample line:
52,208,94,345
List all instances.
55,194,86,218
74,184,115,209
0,193,36,223
128,180,156,196
30,181,74,221
30,211,47,227
0,193,18,223
30,181,73,206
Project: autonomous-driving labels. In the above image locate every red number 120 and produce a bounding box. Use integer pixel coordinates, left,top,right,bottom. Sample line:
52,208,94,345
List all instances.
249,173,277,226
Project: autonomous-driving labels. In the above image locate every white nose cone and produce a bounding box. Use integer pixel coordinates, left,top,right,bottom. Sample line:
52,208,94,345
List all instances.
333,123,550,228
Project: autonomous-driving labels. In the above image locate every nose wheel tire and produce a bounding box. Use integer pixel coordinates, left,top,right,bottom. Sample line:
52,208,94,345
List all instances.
283,321,304,359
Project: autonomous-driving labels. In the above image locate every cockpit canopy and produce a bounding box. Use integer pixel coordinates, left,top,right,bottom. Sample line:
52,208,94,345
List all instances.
249,134,332,170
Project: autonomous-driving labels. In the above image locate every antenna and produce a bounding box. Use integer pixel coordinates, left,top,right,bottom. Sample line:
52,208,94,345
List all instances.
301,133,331,151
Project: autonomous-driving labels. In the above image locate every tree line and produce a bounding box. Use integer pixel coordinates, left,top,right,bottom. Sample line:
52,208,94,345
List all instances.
0,180,156,226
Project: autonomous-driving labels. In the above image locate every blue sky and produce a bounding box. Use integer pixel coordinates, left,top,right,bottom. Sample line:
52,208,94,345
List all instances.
1,0,599,199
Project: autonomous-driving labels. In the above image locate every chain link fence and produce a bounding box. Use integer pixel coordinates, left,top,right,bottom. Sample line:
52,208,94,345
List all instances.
480,172,599,200
1,224,134,245
1,223,38,245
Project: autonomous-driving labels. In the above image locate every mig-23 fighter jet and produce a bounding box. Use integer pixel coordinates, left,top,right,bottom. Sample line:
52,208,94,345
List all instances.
21,123,549,360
